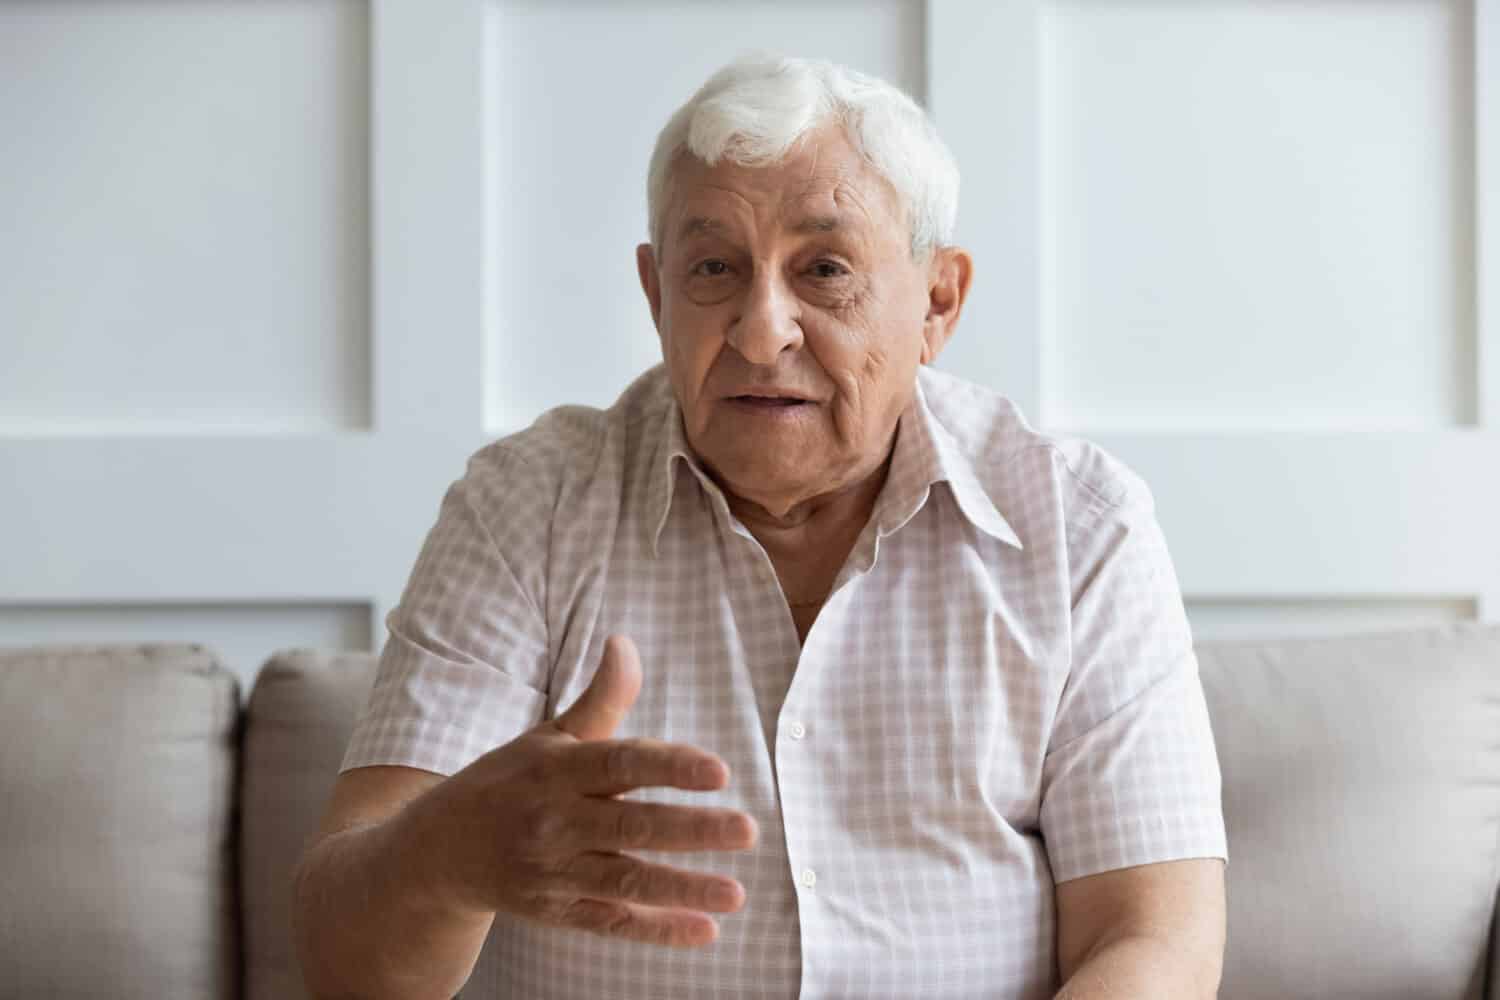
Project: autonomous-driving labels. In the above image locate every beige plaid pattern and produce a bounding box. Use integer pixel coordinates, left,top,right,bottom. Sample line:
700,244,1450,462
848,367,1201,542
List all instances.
341,363,1228,999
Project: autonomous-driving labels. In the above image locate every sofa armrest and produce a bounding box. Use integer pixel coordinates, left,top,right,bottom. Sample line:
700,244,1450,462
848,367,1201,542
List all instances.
239,648,378,1000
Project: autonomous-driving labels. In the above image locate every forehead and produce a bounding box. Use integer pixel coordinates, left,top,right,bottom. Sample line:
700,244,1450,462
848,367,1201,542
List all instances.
665,125,904,243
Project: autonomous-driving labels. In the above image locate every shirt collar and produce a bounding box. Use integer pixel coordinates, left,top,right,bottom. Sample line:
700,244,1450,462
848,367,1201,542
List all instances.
871,374,1024,550
644,395,719,557
645,373,1024,556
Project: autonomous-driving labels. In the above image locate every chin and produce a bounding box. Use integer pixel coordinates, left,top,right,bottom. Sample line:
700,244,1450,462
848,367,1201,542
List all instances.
726,459,804,491
713,454,809,500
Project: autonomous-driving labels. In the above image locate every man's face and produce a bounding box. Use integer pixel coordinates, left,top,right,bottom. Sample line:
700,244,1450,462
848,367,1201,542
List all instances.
636,124,968,519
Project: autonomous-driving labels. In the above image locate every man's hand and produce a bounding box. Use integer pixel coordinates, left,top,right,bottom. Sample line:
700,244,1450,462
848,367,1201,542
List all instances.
406,634,760,949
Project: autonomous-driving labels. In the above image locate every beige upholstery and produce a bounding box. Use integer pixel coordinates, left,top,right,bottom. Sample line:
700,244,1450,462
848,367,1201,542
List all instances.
239,649,378,1000
1197,624,1500,999
0,624,1497,998
0,644,240,999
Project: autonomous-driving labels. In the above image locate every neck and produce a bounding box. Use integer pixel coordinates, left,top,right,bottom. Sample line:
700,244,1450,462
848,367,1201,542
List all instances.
722,432,896,567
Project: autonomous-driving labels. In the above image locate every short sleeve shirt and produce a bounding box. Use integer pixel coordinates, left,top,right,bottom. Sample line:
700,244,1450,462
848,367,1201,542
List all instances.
340,363,1229,999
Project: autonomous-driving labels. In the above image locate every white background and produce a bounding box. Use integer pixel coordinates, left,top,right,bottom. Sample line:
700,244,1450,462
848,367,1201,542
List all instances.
2,0,1496,694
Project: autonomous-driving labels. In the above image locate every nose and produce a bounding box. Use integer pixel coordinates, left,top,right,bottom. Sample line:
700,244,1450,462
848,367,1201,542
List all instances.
727,268,803,364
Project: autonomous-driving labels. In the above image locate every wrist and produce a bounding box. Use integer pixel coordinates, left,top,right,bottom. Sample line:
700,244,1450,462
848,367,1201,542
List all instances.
388,779,492,920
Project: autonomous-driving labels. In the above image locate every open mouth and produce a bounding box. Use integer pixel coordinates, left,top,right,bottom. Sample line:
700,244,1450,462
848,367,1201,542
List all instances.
731,395,809,408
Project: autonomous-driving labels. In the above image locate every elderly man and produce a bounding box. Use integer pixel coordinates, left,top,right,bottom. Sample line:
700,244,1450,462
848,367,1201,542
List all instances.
294,55,1227,999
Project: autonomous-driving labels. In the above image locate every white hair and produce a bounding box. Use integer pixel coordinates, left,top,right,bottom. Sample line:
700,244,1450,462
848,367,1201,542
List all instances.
646,54,960,259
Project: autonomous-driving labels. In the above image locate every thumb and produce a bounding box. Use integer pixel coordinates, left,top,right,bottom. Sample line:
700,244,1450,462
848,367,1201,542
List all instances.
552,634,642,742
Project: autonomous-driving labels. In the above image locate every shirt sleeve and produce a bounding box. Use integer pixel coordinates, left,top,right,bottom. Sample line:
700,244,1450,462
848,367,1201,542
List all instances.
340,444,552,778
1039,471,1229,884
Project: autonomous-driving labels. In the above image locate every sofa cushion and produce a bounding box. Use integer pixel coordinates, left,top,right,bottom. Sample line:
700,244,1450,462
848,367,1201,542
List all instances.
1198,623,1500,1000
0,643,240,998
239,648,378,1000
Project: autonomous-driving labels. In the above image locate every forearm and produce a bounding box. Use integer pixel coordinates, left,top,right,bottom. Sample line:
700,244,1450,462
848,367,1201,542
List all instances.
1053,934,1217,1000
292,799,495,999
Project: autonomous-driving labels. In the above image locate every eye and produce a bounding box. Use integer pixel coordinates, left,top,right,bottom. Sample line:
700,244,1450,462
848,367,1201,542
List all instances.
692,259,730,277
808,259,849,279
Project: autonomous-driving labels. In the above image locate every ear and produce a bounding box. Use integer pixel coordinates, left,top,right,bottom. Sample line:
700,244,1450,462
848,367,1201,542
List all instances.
919,246,973,365
636,243,663,332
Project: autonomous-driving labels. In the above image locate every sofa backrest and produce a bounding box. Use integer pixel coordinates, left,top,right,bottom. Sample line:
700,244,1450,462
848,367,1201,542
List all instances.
1195,623,1500,999
0,643,241,999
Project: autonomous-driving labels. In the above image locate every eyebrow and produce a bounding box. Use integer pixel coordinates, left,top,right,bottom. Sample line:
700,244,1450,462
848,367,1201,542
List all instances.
792,214,842,234
676,214,846,241
677,216,727,241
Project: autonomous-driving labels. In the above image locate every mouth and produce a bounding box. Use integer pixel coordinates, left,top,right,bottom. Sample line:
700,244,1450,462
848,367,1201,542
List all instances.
729,394,813,407
727,394,816,414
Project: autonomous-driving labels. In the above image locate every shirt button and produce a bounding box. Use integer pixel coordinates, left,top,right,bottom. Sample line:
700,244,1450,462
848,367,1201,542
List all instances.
800,868,817,889
789,721,806,740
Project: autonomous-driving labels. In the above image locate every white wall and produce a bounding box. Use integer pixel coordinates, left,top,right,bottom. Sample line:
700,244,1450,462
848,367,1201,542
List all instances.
2,0,1496,695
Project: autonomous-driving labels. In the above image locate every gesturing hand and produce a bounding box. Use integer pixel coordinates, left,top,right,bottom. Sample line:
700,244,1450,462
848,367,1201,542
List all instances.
419,634,759,949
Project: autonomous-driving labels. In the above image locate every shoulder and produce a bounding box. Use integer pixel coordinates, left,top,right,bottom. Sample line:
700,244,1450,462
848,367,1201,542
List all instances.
459,364,672,519
917,366,1155,528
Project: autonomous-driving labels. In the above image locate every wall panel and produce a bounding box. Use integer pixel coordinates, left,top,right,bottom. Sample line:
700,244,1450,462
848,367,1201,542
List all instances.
2,0,1495,705
1040,0,1475,432
0,0,371,433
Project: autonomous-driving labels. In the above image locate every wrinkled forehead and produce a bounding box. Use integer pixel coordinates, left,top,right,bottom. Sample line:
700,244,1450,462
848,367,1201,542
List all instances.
661,126,906,251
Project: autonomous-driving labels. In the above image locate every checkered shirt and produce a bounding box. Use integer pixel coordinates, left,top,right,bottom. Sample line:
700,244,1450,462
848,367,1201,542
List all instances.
341,362,1228,999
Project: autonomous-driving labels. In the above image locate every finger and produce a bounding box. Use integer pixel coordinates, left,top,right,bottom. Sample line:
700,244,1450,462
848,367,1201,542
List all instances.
558,897,720,950
552,635,642,743
561,850,746,913
573,798,759,853
567,737,729,797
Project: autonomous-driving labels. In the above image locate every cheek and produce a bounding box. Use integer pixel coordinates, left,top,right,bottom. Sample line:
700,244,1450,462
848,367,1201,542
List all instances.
855,346,906,427
857,280,926,380
810,329,918,444
812,320,902,395
808,341,878,448
659,308,724,409
834,346,889,412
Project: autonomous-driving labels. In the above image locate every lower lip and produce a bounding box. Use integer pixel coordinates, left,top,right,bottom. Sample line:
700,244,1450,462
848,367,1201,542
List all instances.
727,396,814,418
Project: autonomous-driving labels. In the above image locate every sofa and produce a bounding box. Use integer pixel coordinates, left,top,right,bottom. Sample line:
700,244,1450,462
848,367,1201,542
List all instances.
1,623,1497,999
